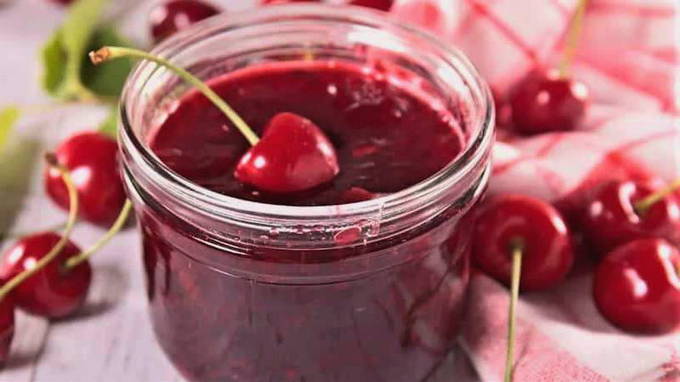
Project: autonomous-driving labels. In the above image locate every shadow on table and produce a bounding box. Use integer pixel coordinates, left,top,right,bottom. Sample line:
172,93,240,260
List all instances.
56,263,129,322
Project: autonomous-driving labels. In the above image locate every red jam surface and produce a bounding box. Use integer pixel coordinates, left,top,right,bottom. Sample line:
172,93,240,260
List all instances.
142,60,471,381
149,61,464,205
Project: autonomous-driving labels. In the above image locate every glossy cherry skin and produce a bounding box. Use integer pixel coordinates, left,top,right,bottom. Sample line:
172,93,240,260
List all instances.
150,0,220,44
0,298,14,365
234,112,339,193
45,131,126,227
0,232,92,319
472,194,574,291
582,180,680,257
349,0,394,11
594,238,680,334
509,70,589,135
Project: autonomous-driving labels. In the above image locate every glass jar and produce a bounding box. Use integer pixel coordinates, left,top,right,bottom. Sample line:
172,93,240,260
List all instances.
119,5,494,382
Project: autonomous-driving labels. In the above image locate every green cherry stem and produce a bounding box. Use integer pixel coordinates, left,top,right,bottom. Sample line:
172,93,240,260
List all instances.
504,238,524,382
89,46,260,146
64,200,133,269
634,177,680,216
0,154,79,301
558,0,589,77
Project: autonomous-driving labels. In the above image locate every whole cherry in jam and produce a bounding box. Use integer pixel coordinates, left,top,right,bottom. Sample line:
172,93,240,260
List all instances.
49,0,74,5
509,69,589,135
472,194,574,291
44,131,126,227
149,0,220,44
0,298,14,365
234,112,339,193
0,232,92,319
581,180,680,256
348,0,394,11
594,238,680,334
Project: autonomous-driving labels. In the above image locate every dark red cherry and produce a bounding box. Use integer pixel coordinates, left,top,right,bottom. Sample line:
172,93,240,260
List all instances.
472,194,574,291
234,112,340,193
0,233,92,319
594,238,680,334
150,0,220,44
509,69,589,135
45,131,126,227
581,180,680,256
260,0,320,4
348,0,394,11
0,298,14,365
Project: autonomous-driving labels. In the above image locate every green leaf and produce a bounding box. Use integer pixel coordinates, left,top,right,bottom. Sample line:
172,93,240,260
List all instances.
98,105,119,138
0,106,20,150
81,27,134,98
41,32,68,96
40,0,133,101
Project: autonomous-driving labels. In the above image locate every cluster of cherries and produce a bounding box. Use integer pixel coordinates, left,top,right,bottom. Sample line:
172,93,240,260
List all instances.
474,66,680,336
472,179,680,334
0,131,126,363
474,68,680,381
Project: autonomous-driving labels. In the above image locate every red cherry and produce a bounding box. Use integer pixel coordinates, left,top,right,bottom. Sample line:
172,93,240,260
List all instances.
45,131,126,227
348,0,394,11
472,194,574,291
260,0,320,4
48,0,74,5
581,180,680,256
0,233,92,319
0,299,14,365
594,238,680,334
234,112,340,193
509,70,589,135
150,0,220,44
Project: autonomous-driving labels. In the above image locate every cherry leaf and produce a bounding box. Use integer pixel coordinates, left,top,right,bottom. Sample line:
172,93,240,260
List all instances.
40,0,133,101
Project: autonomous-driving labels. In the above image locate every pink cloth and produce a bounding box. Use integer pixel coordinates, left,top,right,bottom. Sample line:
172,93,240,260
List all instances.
388,0,680,380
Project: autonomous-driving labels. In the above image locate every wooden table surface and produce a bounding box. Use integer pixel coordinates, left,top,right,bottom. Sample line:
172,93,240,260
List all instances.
0,0,250,380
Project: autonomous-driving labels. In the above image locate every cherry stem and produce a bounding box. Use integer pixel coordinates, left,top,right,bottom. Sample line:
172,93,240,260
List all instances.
558,0,588,77
64,199,133,270
89,46,260,146
634,177,680,215
0,154,79,301
504,238,524,382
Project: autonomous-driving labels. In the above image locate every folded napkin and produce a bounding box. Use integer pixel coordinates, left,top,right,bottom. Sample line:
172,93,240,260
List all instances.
390,0,679,380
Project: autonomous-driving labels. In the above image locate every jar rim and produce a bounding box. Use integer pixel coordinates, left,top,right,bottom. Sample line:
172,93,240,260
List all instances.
119,4,494,227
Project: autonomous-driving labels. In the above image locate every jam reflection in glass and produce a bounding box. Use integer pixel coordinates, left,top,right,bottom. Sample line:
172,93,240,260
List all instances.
140,60,473,381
